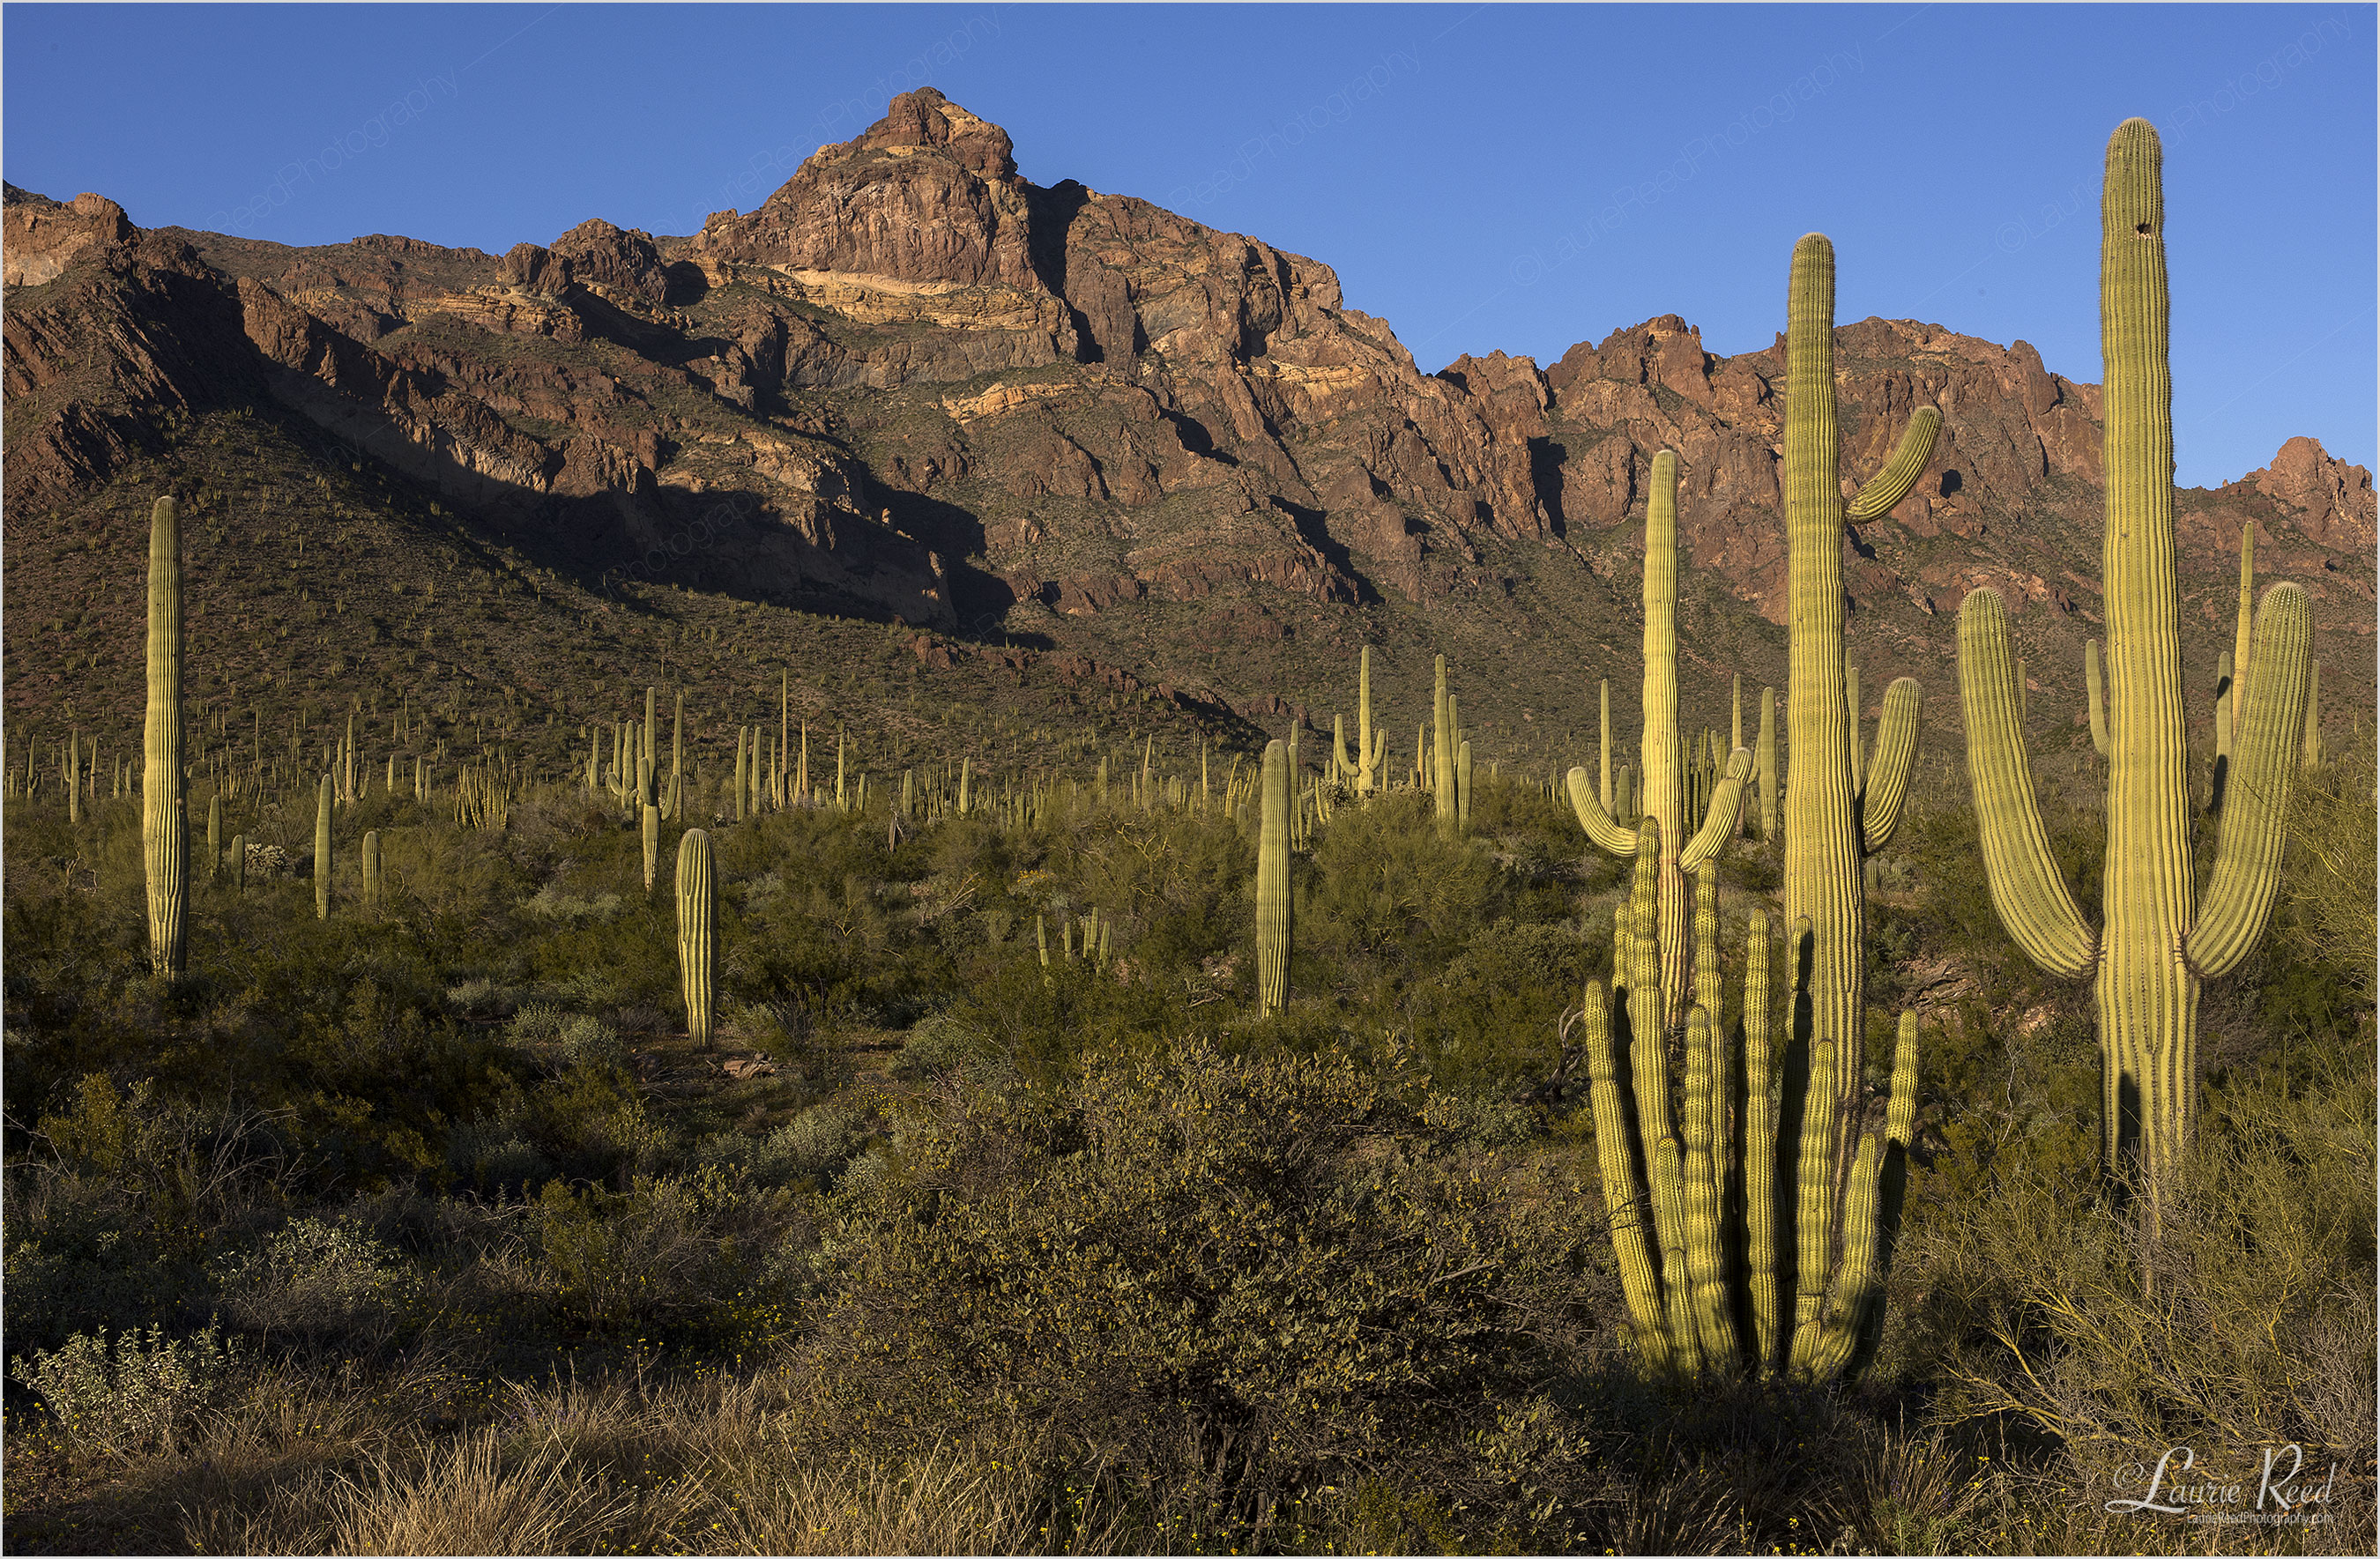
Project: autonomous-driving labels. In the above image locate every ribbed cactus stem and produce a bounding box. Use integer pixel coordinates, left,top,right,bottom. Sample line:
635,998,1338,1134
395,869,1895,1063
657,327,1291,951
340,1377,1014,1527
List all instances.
314,773,332,920
1742,910,1780,1370
669,693,684,820
676,828,716,1048
206,793,221,881
1356,647,1376,793
1256,739,1291,1014
643,804,660,891
143,496,186,976
228,833,246,893
362,829,382,917
2211,650,2235,809
2086,639,2109,758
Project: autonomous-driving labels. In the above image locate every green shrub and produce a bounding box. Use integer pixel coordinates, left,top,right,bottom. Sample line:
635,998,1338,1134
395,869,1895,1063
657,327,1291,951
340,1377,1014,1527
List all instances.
11,1322,242,1459
209,1215,414,1349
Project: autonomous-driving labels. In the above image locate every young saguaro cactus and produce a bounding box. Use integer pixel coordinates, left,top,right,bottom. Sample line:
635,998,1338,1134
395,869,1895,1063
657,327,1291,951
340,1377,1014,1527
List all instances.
1959,119,2310,1212
1565,450,1755,1028
314,773,333,920
1255,738,1291,1014
1355,647,1387,794
144,496,187,976
676,828,716,1048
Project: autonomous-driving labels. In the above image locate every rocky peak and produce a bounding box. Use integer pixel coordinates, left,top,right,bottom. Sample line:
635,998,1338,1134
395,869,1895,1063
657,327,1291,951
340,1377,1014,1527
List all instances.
2,185,134,287
2230,436,2377,552
859,87,1018,180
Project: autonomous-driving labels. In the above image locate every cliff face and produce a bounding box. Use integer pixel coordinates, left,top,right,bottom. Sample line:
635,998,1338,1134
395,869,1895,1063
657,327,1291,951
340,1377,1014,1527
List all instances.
4,89,2372,739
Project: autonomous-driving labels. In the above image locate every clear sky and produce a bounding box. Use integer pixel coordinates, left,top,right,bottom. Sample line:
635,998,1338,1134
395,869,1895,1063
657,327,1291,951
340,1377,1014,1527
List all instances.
6,4,2371,486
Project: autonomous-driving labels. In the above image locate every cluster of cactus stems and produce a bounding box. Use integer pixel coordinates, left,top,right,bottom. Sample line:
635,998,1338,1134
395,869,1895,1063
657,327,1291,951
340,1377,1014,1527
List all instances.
1582,831,1919,1379
1958,119,2311,1219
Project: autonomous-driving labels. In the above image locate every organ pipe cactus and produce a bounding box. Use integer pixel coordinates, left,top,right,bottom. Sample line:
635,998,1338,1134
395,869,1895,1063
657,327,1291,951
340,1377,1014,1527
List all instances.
1565,450,1755,1028
1958,119,2311,1214
1256,739,1291,1014
1581,230,1936,1382
1580,836,1920,1380
144,496,186,976
676,828,716,1048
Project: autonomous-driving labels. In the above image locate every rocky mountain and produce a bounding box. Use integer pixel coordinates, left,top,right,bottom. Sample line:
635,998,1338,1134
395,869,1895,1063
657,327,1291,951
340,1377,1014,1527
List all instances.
5,89,2371,767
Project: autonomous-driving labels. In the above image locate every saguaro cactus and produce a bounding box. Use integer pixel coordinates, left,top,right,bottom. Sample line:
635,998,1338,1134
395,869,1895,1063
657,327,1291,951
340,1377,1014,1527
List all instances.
144,496,187,976
361,829,382,917
643,804,660,891
1255,739,1291,1014
1959,119,2310,1211
1565,450,1755,1027
1356,647,1387,794
676,828,716,1047
314,773,333,919
206,794,222,882
228,833,247,893
2085,639,2109,758
1432,656,1457,835
1756,687,1778,840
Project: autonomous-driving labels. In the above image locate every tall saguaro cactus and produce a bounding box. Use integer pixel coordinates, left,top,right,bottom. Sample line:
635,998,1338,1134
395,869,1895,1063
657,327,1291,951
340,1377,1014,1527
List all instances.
1355,646,1387,794
1255,739,1291,1014
1565,450,1755,1027
144,496,187,976
676,828,716,1048
1959,119,2310,1211
1432,656,1457,835
314,773,333,920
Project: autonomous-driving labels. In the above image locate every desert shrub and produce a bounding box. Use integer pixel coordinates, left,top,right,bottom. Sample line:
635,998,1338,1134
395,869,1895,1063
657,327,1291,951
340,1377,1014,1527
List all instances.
794,1041,1611,1550
1301,791,1499,973
210,1215,415,1350
445,1119,554,1198
11,1322,242,1459
889,1012,996,1081
1903,1042,2377,1509
1406,919,1600,1094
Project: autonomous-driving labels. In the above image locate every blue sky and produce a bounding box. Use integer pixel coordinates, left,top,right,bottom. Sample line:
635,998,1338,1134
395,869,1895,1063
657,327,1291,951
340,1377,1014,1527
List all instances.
6,4,2371,486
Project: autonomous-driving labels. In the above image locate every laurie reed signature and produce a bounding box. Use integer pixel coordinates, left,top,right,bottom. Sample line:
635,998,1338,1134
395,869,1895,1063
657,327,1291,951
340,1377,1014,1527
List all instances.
2107,1443,2340,1523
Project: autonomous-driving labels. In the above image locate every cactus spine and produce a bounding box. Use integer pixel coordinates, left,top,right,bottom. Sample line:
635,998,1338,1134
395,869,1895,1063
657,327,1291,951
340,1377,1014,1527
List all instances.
315,773,333,919
676,828,716,1048
1255,739,1291,1014
1959,121,2310,1212
143,496,187,976
1564,450,1753,1028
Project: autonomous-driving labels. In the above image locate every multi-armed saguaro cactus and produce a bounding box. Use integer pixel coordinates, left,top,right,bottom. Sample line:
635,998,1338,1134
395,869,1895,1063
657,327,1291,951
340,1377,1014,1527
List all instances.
1565,450,1754,1028
1354,647,1387,795
144,496,186,976
1255,739,1292,1014
1578,232,1937,1383
676,828,716,1048
1959,120,2310,1214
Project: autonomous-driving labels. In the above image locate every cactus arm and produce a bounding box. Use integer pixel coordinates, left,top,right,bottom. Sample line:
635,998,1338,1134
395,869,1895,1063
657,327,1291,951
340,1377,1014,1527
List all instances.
1599,678,1613,813
2189,583,2311,979
1565,767,1640,856
1582,980,1672,1370
2301,659,2321,769
2086,639,2109,759
1957,590,2099,978
1678,748,1752,871
1846,405,1943,520
1859,678,1923,854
